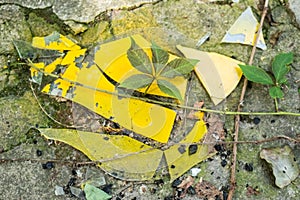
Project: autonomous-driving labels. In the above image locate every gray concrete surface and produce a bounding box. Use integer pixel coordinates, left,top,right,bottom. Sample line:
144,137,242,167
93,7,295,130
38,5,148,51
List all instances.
0,0,299,199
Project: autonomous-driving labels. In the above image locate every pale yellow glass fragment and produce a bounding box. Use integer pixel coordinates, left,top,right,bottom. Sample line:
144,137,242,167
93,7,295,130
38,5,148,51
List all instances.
221,7,267,50
164,120,211,181
39,128,163,181
177,45,243,105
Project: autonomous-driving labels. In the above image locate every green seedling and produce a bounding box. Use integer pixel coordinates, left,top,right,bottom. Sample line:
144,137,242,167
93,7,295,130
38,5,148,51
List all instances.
239,52,293,111
118,38,198,100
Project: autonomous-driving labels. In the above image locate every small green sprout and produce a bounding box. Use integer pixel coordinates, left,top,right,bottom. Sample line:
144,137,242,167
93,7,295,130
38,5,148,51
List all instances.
239,53,293,110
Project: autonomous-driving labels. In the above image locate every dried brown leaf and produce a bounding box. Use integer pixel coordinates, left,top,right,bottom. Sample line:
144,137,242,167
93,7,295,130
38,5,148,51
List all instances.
195,179,223,200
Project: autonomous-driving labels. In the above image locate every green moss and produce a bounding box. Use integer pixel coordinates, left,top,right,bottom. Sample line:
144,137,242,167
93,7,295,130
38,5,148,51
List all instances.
0,92,49,151
27,12,61,36
111,6,158,36
80,21,111,46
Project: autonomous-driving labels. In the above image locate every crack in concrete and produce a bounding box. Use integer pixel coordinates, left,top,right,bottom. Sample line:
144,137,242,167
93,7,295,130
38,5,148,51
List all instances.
0,0,164,24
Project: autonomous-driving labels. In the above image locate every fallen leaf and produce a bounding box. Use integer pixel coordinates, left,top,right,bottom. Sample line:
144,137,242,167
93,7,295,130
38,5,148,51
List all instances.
195,179,223,200
221,7,267,50
164,120,213,181
205,114,226,142
177,175,194,198
177,175,194,189
177,45,243,105
260,145,299,188
246,185,260,196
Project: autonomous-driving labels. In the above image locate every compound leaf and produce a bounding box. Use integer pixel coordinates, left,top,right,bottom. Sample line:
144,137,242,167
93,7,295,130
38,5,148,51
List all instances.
272,53,293,83
269,86,284,99
118,74,153,90
160,58,198,78
151,42,169,73
157,79,182,100
239,64,274,85
127,37,152,74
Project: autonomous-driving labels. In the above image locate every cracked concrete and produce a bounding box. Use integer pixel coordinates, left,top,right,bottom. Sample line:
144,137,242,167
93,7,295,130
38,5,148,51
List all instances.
289,0,300,26
0,0,161,23
0,0,299,199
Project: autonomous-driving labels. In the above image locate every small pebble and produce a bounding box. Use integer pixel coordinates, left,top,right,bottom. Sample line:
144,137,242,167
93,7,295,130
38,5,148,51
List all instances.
190,168,201,177
188,145,198,155
138,184,148,195
54,185,65,196
36,149,42,157
244,163,254,172
187,186,196,195
221,160,227,167
253,117,261,125
42,161,55,169
172,179,182,188
70,186,84,198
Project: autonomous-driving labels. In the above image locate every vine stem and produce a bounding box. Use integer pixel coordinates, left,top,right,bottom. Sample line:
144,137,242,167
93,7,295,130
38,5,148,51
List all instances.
227,1,269,199
1,135,298,166
274,98,279,111
27,60,300,117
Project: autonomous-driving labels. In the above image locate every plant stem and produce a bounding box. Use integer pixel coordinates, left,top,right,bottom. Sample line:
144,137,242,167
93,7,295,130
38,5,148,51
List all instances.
28,60,300,117
274,98,279,111
228,1,269,199
144,77,156,95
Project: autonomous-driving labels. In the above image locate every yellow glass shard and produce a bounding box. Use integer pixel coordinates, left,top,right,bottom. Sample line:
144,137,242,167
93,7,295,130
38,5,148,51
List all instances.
30,62,44,77
39,118,210,181
177,45,243,105
221,7,267,50
94,34,187,99
26,32,215,181
31,33,181,143
164,120,212,181
32,32,81,51
39,128,163,181
44,57,63,73
61,49,86,65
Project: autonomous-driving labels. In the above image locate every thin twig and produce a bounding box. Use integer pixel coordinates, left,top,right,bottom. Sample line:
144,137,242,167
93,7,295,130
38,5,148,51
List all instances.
30,82,84,129
228,1,269,199
1,134,298,165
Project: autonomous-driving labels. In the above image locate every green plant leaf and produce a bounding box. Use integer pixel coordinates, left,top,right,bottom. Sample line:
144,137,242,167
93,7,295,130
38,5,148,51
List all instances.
160,58,198,78
239,64,274,85
151,42,169,73
118,74,153,90
272,53,293,83
127,38,152,74
157,79,182,100
278,77,287,84
269,86,284,98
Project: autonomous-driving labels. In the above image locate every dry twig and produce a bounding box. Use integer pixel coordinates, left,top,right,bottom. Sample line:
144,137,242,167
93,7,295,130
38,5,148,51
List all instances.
228,1,269,199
